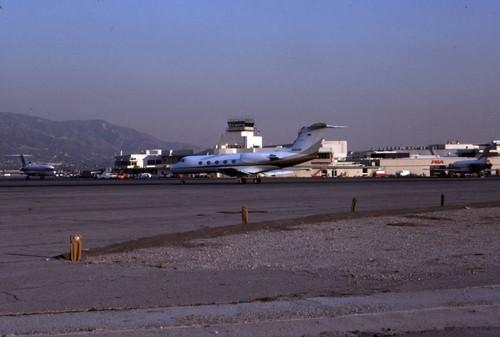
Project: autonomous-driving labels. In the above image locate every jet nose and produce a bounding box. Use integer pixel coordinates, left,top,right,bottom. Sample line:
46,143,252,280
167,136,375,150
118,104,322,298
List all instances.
171,161,182,174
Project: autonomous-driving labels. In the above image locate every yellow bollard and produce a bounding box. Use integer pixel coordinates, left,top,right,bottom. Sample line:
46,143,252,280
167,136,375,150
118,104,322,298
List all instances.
351,198,357,212
70,233,83,261
441,193,445,207
242,205,249,224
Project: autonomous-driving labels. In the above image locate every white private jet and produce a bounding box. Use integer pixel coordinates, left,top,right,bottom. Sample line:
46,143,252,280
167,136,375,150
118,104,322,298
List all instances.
430,145,494,177
171,123,347,183
7,154,56,180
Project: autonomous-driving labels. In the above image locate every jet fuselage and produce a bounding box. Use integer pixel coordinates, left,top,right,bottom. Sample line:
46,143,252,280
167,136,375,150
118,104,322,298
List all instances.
171,123,346,181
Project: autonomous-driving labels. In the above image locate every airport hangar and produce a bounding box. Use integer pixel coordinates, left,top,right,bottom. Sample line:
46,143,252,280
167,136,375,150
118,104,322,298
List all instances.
114,119,500,178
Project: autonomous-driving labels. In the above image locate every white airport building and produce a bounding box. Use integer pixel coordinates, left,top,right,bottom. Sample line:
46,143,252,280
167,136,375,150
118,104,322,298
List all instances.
114,119,500,178
350,141,500,177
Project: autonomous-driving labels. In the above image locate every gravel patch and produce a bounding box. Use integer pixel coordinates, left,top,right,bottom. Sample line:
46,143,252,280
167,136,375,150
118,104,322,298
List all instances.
85,207,500,285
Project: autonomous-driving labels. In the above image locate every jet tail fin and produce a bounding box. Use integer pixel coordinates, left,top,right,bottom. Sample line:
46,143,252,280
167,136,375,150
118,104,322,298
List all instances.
478,145,492,162
7,154,32,168
290,123,346,153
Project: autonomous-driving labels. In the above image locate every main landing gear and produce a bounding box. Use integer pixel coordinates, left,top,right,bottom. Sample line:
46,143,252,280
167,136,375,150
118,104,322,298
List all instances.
237,177,262,184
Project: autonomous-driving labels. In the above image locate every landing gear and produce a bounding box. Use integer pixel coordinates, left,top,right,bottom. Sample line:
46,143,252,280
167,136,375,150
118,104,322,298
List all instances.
238,177,261,184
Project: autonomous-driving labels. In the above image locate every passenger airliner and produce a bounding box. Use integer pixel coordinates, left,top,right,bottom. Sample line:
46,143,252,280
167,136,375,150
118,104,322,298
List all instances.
171,123,346,183
7,154,56,180
430,145,493,177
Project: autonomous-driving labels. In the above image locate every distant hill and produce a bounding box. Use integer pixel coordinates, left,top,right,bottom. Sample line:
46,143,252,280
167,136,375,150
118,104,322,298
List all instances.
0,112,197,169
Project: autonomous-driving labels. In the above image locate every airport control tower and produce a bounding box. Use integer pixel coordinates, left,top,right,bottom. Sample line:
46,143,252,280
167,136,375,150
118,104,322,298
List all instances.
218,118,262,150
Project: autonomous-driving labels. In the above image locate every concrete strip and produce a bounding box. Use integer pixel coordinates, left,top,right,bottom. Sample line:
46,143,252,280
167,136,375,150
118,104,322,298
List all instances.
2,285,499,336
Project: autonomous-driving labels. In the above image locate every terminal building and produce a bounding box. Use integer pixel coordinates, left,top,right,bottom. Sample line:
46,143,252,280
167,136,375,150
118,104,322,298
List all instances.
348,141,500,177
114,120,500,178
114,149,194,177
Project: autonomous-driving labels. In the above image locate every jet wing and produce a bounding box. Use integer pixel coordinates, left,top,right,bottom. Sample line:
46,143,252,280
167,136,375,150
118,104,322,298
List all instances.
424,168,449,172
218,166,280,177
262,169,294,176
447,169,472,173
424,168,469,173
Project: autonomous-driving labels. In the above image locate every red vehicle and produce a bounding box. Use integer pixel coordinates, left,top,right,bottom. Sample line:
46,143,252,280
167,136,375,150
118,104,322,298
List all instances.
373,170,387,177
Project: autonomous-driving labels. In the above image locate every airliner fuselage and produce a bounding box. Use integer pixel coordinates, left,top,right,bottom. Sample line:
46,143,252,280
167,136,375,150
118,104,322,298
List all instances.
7,154,56,180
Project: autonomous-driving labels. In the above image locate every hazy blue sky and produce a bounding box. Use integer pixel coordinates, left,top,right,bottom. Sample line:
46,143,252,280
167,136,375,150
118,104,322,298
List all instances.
1,1,499,150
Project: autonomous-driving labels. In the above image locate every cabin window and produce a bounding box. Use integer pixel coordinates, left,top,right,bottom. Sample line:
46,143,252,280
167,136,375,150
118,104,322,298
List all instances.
207,161,211,165
215,160,219,164
198,161,202,165
223,160,228,164
231,160,236,164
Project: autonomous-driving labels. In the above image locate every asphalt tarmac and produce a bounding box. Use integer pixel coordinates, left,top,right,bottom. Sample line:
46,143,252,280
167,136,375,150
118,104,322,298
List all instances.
2,176,500,262
1,176,500,336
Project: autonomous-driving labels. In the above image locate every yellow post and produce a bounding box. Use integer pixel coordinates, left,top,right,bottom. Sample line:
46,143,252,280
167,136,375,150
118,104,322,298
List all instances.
351,198,357,212
242,205,249,224
70,234,82,261
441,193,445,207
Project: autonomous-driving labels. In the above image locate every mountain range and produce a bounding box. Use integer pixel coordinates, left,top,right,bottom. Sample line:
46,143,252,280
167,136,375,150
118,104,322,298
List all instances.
0,112,197,170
